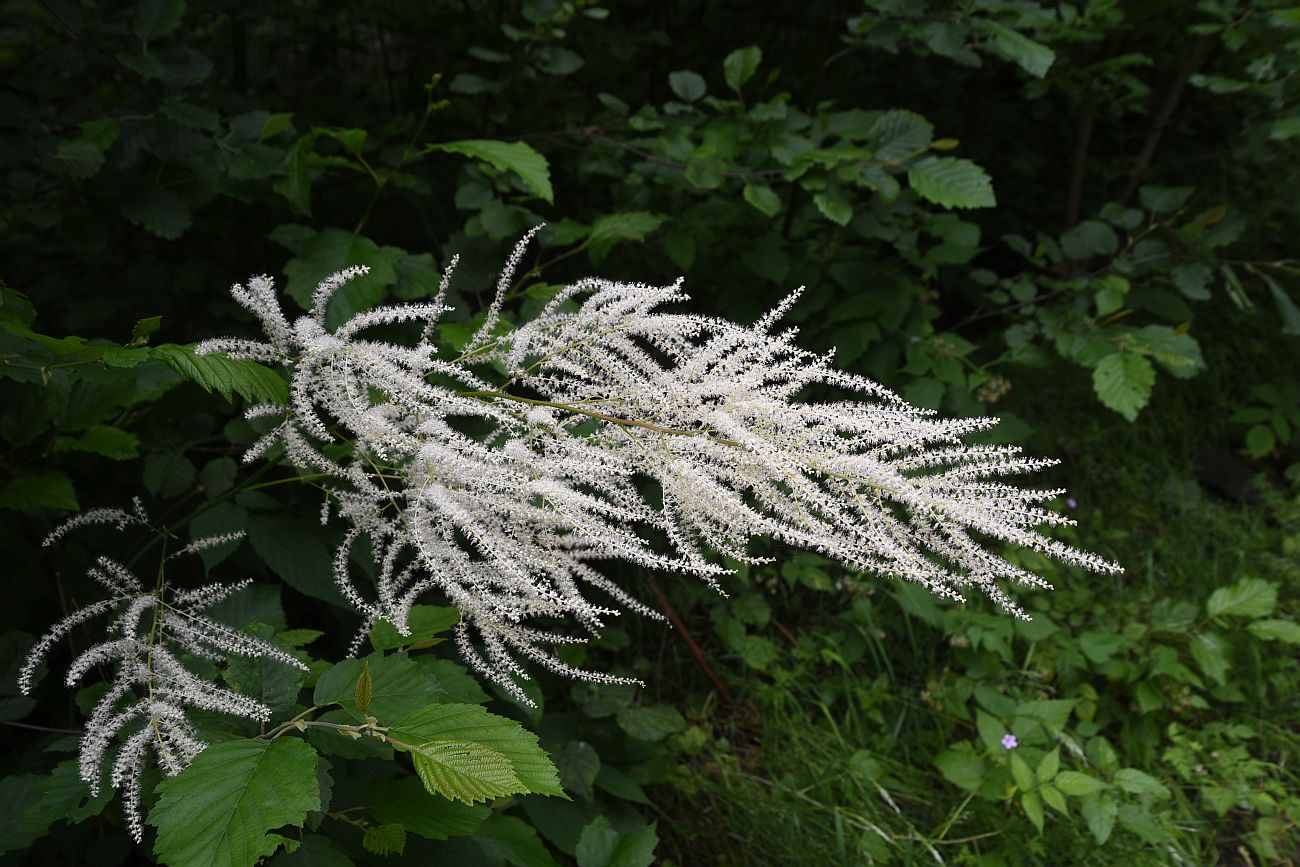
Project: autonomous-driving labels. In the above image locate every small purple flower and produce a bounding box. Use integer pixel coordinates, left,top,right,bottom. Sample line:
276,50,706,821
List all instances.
1001,733,1018,750
1065,497,1078,510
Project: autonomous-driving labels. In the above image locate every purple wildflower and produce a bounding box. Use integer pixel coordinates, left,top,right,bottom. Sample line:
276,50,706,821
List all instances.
1001,733,1018,750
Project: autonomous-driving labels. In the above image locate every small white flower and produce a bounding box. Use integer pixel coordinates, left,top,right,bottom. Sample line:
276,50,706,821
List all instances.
200,227,1122,704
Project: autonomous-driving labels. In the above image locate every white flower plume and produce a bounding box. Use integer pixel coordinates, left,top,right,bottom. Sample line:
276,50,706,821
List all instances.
197,227,1120,703
22,512,305,842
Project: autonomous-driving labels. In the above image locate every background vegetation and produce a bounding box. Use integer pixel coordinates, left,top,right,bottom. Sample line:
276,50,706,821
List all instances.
2,0,1299,864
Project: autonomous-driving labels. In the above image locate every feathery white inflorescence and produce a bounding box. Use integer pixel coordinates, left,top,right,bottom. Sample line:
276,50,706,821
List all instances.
21,508,307,841
197,228,1121,703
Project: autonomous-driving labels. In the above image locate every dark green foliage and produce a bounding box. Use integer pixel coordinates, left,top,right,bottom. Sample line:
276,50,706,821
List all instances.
2,0,1299,864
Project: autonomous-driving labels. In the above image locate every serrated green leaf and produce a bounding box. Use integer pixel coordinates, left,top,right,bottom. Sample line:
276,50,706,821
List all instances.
281,229,404,326
361,823,405,856
743,183,781,217
552,740,600,800
52,425,139,460
133,0,185,41
977,20,1055,77
867,110,934,162
1021,791,1044,832
1061,220,1119,260
1091,352,1154,422
389,703,564,800
0,471,78,512
1054,770,1107,797
248,515,344,607
934,746,984,791
148,738,321,867
1081,794,1117,844
1139,185,1193,213
907,157,996,209
667,70,706,102
1036,747,1060,783
1247,619,1300,644
1206,577,1276,618
723,46,761,91
366,776,489,840
427,140,553,203
142,451,196,498
1113,768,1170,799
587,212,667,262
813,187,852,226
369,605,460,651
315,654,464,721
575,816,658,867
150,344,288,404
1010,752,1035,791
615,706,685,742
1172,263,1213,300
54,141,104,179
122,186,191,240
1188,631,1230,685
473,814,563,867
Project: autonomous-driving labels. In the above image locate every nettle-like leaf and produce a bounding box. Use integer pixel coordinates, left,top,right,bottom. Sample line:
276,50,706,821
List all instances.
148,738,322,867
387,703,564,803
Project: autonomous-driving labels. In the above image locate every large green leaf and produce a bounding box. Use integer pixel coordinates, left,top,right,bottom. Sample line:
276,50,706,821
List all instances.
249,515,346,607
575,816,658,867
369,605,460,651
867,110,934,162
314,653,471,721
150,344,289,404
388,703,564,801
426,140,553,203
148,738,322,867
1091,351,1154,422
366,776,489,839
722,46,761,92
281,229,405,325
0,471,78,512
907,157,996,209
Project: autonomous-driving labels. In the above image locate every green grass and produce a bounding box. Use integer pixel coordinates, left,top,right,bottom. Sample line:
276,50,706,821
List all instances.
644,317,1300,866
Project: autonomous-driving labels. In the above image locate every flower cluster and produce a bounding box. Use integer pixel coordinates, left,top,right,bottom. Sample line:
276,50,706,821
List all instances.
197,228,1121,702
20,501,307,841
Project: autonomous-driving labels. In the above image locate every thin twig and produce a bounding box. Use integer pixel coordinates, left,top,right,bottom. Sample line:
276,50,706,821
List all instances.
645,575,732,704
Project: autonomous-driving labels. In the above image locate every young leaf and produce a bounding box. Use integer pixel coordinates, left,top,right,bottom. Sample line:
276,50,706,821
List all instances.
355,662,373,717
148,738,322,867
388,703,564,800
907,157,996,209
1091,351,1155,422
315,653,465,721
